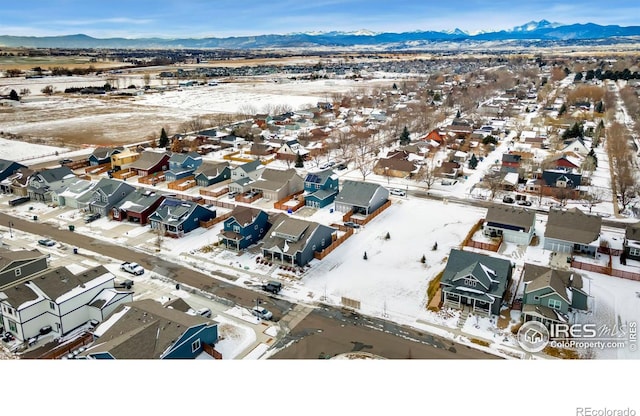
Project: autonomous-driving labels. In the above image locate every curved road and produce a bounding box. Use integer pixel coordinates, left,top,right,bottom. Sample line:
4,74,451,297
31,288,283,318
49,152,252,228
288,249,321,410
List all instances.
0,211,495,359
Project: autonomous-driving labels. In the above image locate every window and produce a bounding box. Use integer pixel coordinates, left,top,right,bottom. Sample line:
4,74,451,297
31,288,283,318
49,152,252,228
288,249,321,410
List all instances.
49,301,55,310
548,299,562,310
254,225,259,230
464,278,476,287
191,339,201,353
15,268,21,277
8,320,17,332
233,225,241,233
630,247,640,257
533,296,540,301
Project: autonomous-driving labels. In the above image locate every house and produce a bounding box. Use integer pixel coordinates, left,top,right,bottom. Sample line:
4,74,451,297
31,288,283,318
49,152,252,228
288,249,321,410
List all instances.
194,161,231,187
53,178,96,208
110,148,139,170
623,222,640,261
125,150,170,177
373,154,420,179
148,198,216,237
218,206,270,250
548,154,581,171
562,137,590,156
89,147,123,166
541,170,582,189
484,206,536,245
112,188,166,225
520,263,589,327
26,166,75,202
84,178,136,217
0,167,34,196
419,129,447,146
303,169,339,208
261,214,335,267
501,153,521,174
228,159,264,194
0,159,27,182
543,208,602,256
440,249,512,316
81,299,218,359
165,152,203,182
439,161,462,179
0,248,49,289
276,139,309,162
0,265,133,342
334,180,389,215
251,168,304,201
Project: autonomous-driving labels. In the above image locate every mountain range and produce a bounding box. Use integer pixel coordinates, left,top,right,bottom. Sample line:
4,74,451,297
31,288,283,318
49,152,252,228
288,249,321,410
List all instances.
1,20,640,49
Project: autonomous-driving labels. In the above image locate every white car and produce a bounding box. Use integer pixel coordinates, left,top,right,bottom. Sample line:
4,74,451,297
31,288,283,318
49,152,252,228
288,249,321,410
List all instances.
120,262,145,276
251,306,273,320
389,188,406,196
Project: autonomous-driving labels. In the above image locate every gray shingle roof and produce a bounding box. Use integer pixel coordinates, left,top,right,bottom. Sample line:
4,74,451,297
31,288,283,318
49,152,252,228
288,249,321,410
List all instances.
485,206,535,232
335,180,385,207
126,150,169,171
544,208,601,244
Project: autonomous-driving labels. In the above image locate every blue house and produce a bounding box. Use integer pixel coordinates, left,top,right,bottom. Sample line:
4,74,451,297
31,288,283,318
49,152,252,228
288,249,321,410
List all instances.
541,169,582,189
0,159,27,182
148,198,216,237
303,169,339,208
165,152,203,182
218,206,270,250
194,161,231,187
82,299,219,359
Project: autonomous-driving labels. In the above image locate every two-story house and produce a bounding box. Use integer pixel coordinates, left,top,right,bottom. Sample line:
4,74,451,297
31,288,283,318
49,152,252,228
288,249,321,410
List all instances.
0,265,133,342
148,198,216,237
194,161,231,187
52,178,96,209
250,168,304,202
303,169,339,208
89,147,123,166
0,159,27,182
543,208,602,256
26,166,75,202
520,263,589,327
125,150,170,177
0,248,49,289
440,249,512,316
218,206,270,250
261,214,335,267
228,159,264,194
84,178,136,217
110,148,139,170
165,152,203,182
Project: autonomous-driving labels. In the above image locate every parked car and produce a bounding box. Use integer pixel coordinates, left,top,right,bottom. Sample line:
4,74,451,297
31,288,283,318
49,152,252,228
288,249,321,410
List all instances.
389,188,406,196
121,262,145,276
251,306,273,320
261,281,282,294
228,191,238,199
197,308,212,318
502,196,515,204
38,239,56,247
517,200,532,206
84,212,101,223
117,279,134,289
344,221,361,229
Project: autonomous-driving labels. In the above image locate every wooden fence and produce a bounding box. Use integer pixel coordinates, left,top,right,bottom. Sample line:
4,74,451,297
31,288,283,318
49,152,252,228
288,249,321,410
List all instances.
202,199,236,209
27,331,94,359
314,227,354,260
200,212,232,229
138,172,165,185
273,191,305,212
85,162,110,175
111,168,136,180
342,199,392,226
571,258,640,281
167,175,196,191
466,238,502,252
200,185,230,198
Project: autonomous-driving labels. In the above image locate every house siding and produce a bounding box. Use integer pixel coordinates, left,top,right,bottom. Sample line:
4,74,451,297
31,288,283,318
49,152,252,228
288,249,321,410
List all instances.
0,257,49,288
163,324,218,359
524,289,570,315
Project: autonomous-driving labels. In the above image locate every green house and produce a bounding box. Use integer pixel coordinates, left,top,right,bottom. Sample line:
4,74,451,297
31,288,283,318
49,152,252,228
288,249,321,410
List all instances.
521,263,589,327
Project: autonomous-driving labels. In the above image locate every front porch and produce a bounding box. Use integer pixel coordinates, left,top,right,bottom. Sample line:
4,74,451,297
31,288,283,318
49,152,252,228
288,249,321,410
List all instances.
442,290,492,317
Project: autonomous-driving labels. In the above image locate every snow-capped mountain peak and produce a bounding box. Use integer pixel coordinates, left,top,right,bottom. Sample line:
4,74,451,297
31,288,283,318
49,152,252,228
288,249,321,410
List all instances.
508,19,562,32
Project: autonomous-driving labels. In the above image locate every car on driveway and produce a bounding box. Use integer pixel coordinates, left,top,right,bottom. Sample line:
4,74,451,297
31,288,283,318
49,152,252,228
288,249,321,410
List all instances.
389,188,406,196
344,221,360,229
120,262,145,276
38,239,56,247
251,306,273,320
84,212,101,223
502,196,515,204
517,200,532,206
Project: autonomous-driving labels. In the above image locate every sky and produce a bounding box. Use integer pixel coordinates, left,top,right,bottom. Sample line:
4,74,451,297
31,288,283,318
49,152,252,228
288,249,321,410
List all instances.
1,0,640,38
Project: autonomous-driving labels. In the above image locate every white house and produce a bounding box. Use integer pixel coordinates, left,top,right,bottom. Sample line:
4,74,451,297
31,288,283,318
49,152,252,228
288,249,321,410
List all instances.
0,265,132,342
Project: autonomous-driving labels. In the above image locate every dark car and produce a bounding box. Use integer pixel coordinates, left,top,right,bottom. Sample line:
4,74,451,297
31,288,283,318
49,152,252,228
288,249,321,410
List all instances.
262,281,282,294
84,213,101,223
502,196,515,204
344,221,361,229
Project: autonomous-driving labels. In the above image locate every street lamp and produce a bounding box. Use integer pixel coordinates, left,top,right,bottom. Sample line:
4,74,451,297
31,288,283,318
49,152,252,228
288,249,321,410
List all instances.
8,222,13,238
255,297,262,321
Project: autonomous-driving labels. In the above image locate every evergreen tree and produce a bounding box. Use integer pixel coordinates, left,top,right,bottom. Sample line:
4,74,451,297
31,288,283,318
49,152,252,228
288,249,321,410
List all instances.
469,153,478,169
558,103,567,116
363,251,368,260
295,151,304,168
399,126,411,145
159,128,170,148
456,109,461,118
594,101,604,113
9,89,19,101
420,254,426,264
588,148,598,168
385,232,391,240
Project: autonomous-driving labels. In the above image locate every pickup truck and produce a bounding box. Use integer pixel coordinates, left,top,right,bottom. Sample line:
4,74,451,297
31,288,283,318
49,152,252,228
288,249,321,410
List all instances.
120,262,145,276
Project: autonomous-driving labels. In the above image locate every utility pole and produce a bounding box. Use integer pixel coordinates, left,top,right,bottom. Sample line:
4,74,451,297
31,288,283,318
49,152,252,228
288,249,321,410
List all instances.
8,221,13,238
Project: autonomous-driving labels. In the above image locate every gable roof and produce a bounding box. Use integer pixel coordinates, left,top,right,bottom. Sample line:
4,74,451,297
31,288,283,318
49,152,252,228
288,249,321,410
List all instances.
227,206,266,227
335,180,386,207
304,169,335,185
91,147,123,159
194,160,229,178
0,159,26,174
0,248,46,274
485,206,535,232
625,222,640,242
441,249,511,298
93,177,135,198
85,299,212,359
545,208,601,244
253,168,300,191
115,188,165,213
523,263,585,304
261,214,333,255
235,159,262,173
374,157,418,173
35,166,75,183
127,150,170,171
